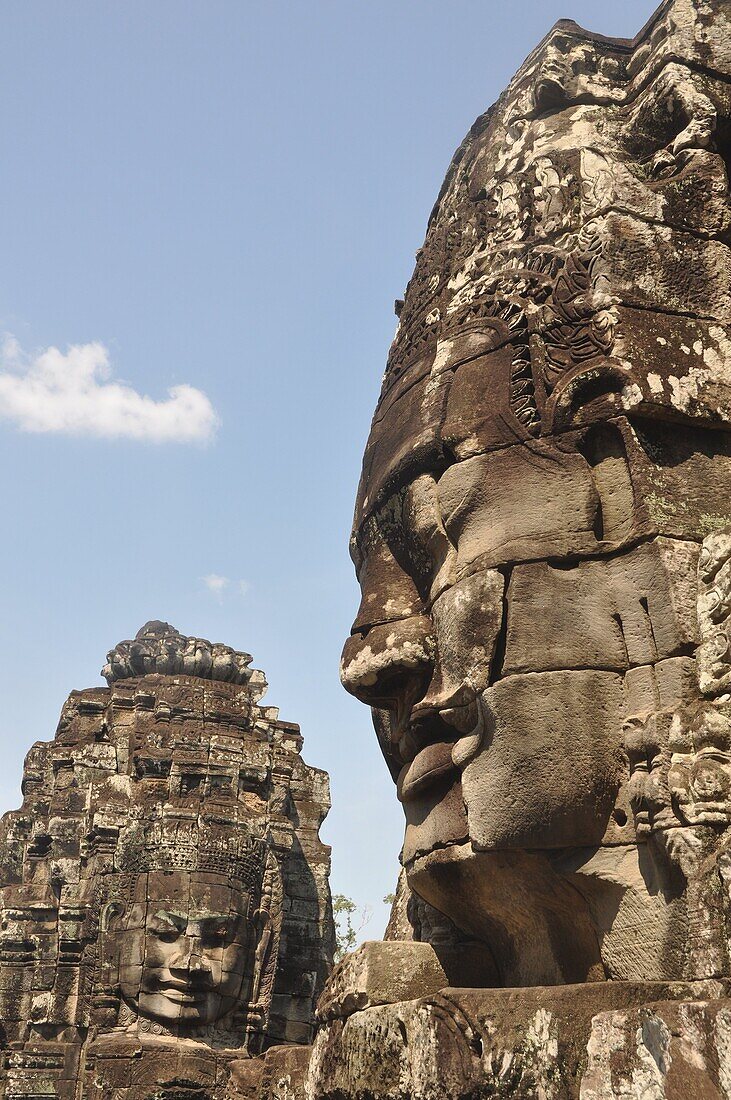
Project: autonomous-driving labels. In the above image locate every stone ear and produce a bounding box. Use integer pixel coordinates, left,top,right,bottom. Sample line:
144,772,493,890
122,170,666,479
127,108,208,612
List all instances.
250,908,273,1006
101,900,125,931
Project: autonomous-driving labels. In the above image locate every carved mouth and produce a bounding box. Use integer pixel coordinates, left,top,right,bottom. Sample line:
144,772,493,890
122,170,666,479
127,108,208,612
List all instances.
397,740,457,802
155,981,209,1004
396,694,486,803
164,992,204,1005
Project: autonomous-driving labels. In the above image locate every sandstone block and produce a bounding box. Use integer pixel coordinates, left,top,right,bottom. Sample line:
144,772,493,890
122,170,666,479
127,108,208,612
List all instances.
504,538,699,676
316,941,450,1022
461,670,625,850
308,983,731,1100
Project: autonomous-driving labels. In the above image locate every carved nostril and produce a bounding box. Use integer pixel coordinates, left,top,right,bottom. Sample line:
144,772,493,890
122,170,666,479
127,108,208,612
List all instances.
340,616,435,707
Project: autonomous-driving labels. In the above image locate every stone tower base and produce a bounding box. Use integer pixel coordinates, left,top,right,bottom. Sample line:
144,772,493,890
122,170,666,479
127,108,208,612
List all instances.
304,943,731,1100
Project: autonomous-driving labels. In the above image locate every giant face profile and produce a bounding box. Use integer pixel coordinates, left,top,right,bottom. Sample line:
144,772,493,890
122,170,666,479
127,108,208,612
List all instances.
341,0,731,986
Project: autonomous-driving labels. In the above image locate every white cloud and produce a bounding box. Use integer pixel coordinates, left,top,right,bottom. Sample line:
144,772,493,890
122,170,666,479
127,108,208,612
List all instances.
0,335,219,443
202,575,251,601
203,574,229,597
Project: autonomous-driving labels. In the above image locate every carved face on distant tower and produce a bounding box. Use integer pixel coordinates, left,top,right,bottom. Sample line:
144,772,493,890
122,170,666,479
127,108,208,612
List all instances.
341,5,731,984
104,867,269,1031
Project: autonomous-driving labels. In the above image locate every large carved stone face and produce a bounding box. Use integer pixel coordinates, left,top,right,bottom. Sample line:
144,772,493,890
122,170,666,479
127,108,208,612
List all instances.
340,466,628,866
340,1,731,982
111,871,254,1028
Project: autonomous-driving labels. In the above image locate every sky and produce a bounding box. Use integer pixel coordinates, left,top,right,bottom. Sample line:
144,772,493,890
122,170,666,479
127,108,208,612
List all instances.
0,0,659,938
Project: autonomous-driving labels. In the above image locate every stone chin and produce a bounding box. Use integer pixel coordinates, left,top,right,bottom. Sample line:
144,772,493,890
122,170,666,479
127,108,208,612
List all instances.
405,842,607,988
396,683,629,988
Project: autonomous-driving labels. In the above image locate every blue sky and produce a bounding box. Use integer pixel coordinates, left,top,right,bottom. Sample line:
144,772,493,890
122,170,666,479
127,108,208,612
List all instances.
0,0,658,935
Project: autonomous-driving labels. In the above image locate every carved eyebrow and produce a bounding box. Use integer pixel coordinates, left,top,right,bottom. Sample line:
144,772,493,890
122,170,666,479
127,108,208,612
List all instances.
152,910,187,928
150,910,238,929
191,912,233,925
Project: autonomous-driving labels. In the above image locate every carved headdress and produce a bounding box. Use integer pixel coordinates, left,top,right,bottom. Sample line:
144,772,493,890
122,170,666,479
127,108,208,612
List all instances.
115,819,269,902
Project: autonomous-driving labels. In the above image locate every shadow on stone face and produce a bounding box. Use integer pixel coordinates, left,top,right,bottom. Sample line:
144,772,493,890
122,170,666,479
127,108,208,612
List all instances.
327,1,731,1096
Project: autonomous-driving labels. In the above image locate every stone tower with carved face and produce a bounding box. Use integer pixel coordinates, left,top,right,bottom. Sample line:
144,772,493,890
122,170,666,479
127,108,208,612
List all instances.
0,622,334,1099
341,0,731,989
299,3,731,1095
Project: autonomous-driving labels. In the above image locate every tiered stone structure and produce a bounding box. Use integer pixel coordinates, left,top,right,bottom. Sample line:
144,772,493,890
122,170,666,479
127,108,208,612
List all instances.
5,0,731,1095
328,0,731,1095
0,622,334,1099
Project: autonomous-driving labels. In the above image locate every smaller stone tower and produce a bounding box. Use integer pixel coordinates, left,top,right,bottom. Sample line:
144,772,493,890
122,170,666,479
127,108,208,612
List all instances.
0,621,334,1099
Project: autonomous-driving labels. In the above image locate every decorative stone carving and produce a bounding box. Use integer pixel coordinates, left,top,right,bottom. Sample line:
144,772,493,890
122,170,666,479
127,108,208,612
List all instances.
0,623,334,1098
342,0,731,992
102,620,264,690
698,532,731,696
331,0,731,1095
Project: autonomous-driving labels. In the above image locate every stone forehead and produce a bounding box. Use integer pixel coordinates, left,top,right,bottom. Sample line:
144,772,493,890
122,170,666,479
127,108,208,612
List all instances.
115,821,269,891
142,870,244,907
351,0,731,533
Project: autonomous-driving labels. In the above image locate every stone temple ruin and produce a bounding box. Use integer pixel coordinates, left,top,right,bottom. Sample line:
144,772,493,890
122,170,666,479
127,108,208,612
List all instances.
0,622,333,1097
332,0,731,1094
4,0,731,1096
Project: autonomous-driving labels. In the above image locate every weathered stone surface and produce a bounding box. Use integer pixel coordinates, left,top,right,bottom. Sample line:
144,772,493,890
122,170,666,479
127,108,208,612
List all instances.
437,443,601,571
316,942,450,1022
427,568,503,706
581,999,731,1100
256,1044,313,1100
504,538,699,676
340,0,731,1007
459,670,625,851
308,983,731,1100
0,623,334,1098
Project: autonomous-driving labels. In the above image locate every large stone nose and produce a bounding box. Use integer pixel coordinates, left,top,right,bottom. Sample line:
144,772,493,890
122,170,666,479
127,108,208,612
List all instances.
343,508,434,713
169,936,195,973
339,615,435,710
